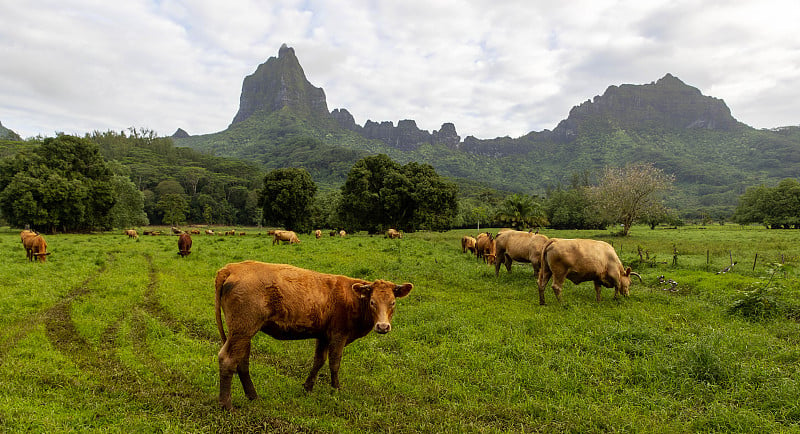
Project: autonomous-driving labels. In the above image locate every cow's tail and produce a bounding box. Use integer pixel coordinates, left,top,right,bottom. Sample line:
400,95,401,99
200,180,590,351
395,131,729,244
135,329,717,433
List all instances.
538,239,559,283
214,267,231,344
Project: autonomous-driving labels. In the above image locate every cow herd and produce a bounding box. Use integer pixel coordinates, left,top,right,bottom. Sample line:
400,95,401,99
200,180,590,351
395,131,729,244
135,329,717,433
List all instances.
462,229,641,305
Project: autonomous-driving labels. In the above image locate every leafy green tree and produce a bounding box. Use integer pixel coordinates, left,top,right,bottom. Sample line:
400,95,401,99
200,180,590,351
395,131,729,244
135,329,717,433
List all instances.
260,168,317,232
495,193,548,230
158,193,189,226
108,175,149,228
545,187,606,230
588,162,674,236
338,155,458,232
734,179,800,228
0,135,115,232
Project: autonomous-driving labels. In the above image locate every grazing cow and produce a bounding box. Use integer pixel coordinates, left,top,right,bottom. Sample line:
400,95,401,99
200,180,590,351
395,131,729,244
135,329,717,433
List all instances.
20,230,37,259
206,229,215,235
171,226,182,235
315,229,322,239
22,233,50,262
461,235,477,254
191,229,201,235
494,230,550,277
214,261,413,410
339,230,347,237
124,229,139,239
177,233,192,257
272,230,300,245
329,230,337,237
537,238,642,305
386,228,403,239
475,232,496,264
225,230,236,236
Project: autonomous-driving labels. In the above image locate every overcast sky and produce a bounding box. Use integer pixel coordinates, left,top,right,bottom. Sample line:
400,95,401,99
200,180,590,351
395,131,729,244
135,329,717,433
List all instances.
2,0,800,140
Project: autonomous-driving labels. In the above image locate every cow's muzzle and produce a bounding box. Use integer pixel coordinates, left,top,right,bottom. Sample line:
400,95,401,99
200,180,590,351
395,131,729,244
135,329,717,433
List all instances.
374,323,392,334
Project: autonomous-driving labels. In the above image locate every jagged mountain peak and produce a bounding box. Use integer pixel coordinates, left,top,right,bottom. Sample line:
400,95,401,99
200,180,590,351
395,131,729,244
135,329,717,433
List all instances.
229,44,330,126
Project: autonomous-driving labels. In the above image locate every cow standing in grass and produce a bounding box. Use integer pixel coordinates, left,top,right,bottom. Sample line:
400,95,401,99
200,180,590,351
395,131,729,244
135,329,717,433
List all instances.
214,261,413,410
494,230,549,277
178,233,192,257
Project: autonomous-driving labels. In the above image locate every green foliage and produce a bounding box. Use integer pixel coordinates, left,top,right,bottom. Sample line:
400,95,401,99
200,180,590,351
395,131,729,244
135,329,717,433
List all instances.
495,193,548,230
338,155,458,232
545,186,607,229
734,178,800,228
260,167,317,232
107,175,149,228
728,265,791,321
0,135,115,232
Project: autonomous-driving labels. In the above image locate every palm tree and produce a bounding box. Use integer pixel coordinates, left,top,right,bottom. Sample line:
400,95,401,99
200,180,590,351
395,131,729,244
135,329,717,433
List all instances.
495,193,548,230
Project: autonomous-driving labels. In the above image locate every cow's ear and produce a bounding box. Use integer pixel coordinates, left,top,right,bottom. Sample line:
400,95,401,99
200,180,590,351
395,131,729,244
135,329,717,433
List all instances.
625,267,632,276
394,283,413,298
352,283,372,298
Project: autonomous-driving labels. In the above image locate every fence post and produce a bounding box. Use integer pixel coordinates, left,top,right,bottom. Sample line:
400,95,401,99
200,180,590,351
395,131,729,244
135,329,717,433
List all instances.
753,253,758,271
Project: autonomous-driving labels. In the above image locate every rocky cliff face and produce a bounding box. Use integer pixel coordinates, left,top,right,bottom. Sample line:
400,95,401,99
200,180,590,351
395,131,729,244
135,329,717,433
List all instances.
332,108,461,150
551,73,740,142
230,44,330,126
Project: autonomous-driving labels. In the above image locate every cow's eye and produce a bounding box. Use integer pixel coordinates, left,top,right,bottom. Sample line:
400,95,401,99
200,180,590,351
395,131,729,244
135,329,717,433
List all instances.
390,301,396,307
369,300,376,308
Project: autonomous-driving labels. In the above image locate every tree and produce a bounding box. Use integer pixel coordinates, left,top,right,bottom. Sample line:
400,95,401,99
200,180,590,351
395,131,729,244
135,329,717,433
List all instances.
588,162,674,236
0,135,115,232
107,175,149,228
733,179,800,228
158,193,188,226
260,168,317,232
545,187,606,230
338,155,458,232
495,193,548,230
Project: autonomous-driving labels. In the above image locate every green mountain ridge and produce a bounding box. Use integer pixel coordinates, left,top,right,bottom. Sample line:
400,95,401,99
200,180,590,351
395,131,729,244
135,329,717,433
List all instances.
174,45,800,219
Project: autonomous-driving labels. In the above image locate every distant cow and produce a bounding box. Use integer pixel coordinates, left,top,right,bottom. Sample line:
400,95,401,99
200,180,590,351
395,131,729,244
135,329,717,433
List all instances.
225,230,236,236
461,235,477,254
214,261,413,410
386,228,403,239
206,230,215,235
177,233,192,257
191,229,201,235
475,232,496,264
494,230,549,277
339,230,346,237
537,238,642,305
171,226,182,235
272,230,300,245
22,232,50,262
124,229,138,239
315,229,322,239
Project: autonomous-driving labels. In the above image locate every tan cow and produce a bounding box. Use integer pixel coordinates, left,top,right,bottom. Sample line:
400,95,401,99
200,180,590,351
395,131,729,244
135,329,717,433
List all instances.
461,235,477,254
315,229,322,239
214,261,413,410
494,230,549,277
206,229,215,235
22,233,50,262
386,228,403,239
171,226,182,235
124,229,139,239
339,230,347,237
475,232,496,264
272,230,300,245
537,238,642,305
177,233,192,257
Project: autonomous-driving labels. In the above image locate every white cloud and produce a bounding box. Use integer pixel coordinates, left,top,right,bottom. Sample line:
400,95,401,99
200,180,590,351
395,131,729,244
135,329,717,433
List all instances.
2,0,800,140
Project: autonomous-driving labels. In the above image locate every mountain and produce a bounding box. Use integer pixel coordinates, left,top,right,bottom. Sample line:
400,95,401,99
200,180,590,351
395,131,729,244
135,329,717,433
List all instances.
176,45,800,218
0,121,21,141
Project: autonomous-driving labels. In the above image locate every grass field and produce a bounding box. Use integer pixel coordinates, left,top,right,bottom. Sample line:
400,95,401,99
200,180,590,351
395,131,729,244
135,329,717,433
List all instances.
1,225,799,433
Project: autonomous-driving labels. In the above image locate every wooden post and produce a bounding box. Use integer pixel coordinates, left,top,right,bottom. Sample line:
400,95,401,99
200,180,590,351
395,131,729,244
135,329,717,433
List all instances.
753,253,758,271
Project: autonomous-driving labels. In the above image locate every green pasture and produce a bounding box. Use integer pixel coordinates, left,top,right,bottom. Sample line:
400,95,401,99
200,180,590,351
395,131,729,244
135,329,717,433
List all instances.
0,225,799,432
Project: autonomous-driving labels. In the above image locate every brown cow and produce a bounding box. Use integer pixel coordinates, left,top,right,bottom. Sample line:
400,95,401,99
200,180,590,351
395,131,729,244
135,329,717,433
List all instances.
494,230,549,277
461,235,477,254
191,229,201,235
315,229,322,239
124,229,139,239
386,228,403,239
22,233,50,262
475,232,496,264
537,238,642,305
214,261,413,410
20,230,37,259
177,233,192,257
272,230,300,245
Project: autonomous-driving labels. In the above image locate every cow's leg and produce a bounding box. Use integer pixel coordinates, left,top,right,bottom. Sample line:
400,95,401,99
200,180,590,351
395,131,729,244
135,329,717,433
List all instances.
551,274,565,303
303,338,329,392
504,255,513,273
594,281,603,301
537,268,552,305
218,335,256,410
327,337,347,389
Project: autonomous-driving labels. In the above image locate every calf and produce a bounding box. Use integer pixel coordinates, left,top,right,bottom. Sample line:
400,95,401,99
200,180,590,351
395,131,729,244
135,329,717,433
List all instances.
214,261,413,410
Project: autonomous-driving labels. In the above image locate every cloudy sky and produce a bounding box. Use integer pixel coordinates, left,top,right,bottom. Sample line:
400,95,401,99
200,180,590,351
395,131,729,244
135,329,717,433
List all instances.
2,0,800,140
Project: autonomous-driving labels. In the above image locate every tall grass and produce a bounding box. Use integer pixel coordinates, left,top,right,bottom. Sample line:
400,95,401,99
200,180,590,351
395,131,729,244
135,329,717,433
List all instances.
0,225,798,432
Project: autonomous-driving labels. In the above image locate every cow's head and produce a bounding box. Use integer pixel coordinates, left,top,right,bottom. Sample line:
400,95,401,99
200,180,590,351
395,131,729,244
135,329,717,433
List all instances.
353,280,413,334
34,251,51,262
619,267,642,296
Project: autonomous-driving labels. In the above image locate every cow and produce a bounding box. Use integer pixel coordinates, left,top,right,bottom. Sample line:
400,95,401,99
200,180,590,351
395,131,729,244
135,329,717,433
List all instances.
461,235,477,254
206,229,215,235
272,230,300,245
339,230,347,237
22,233,50,262
537,238,642,305
475,232,496,264
124,229,139,239
177,233,192,257
171,226,182,235
315,229,322,239
214,261,413,410
225,230,236,236
386,228,403,239
493,230,550,277
191,229,201,235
